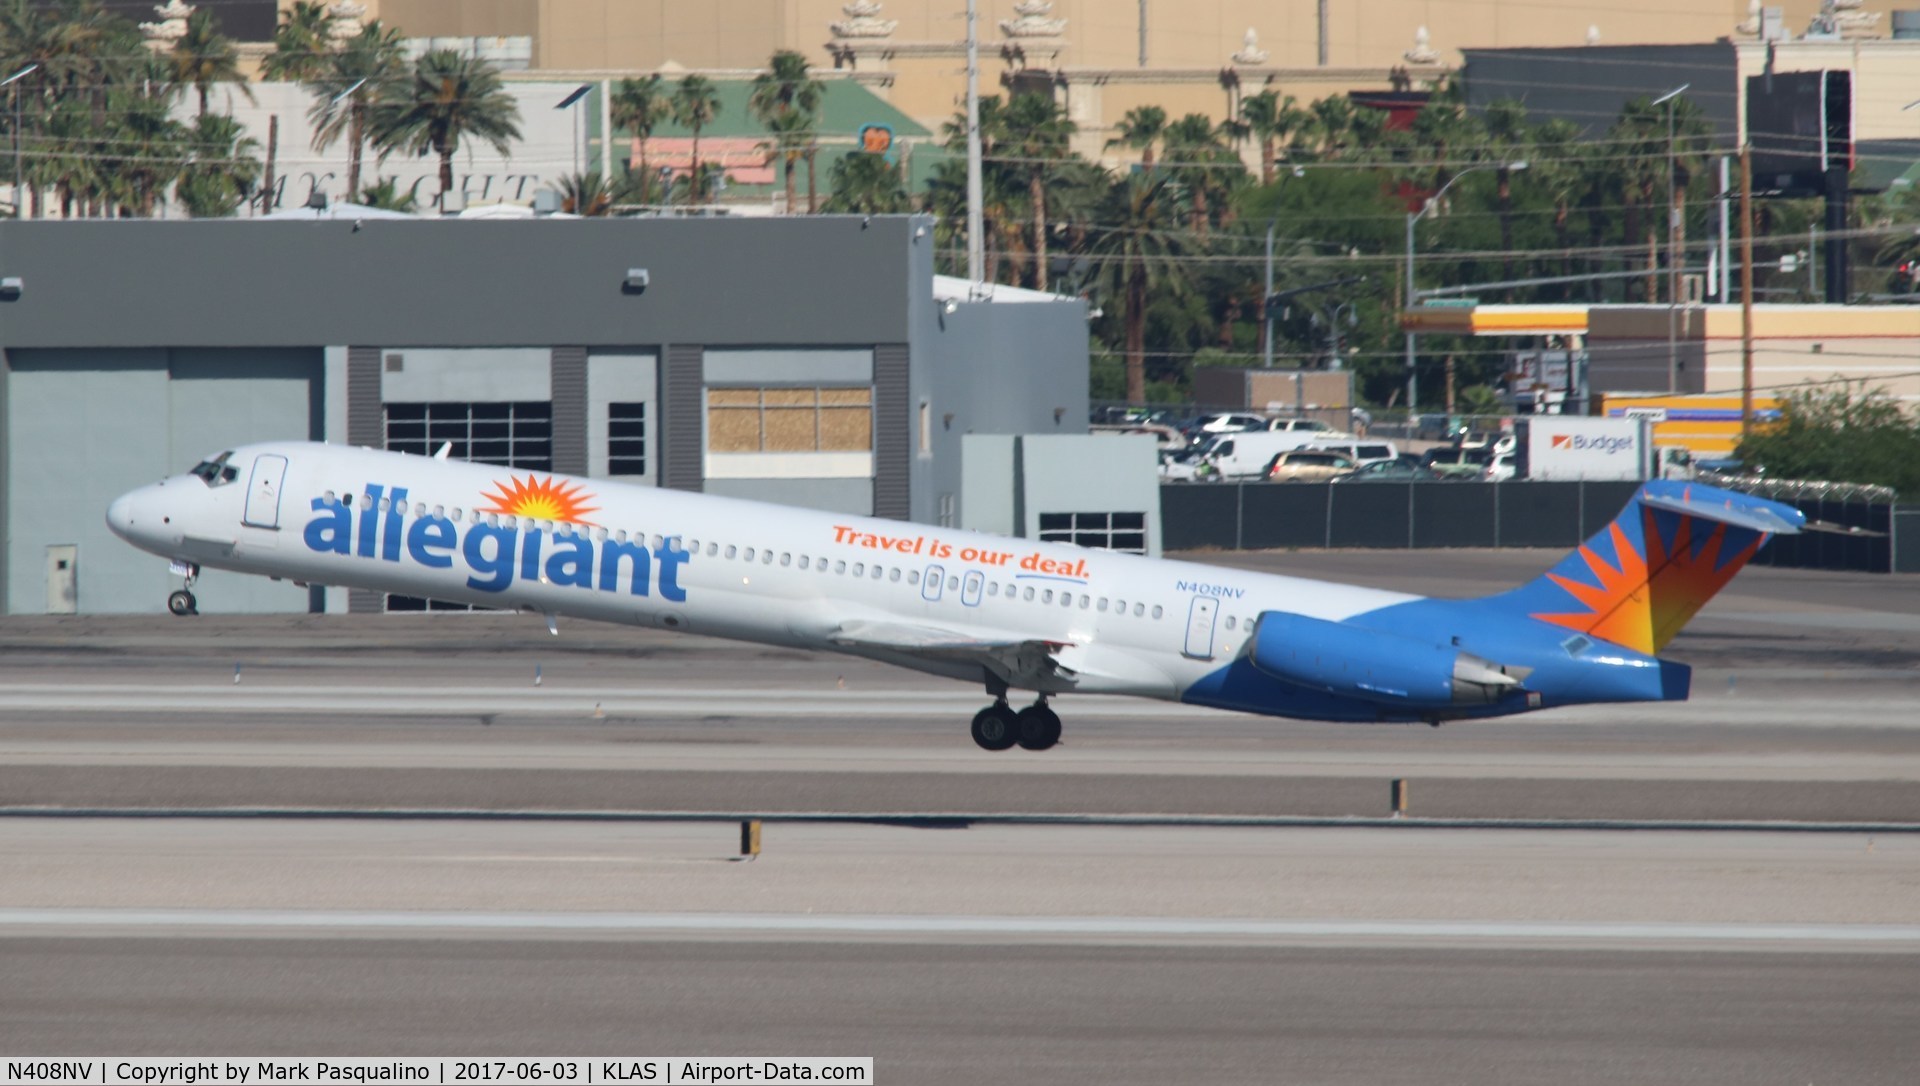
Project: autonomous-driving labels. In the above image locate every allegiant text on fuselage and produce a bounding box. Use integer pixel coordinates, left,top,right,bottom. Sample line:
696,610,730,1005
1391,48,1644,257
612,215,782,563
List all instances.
302,483,689,600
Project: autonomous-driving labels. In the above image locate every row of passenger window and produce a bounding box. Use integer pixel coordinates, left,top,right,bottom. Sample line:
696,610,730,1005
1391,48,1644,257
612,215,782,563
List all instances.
331,490,1191,625
697,538,1170,621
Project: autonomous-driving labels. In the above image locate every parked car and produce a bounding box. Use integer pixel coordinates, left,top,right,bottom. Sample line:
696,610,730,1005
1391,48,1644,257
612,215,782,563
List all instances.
1158,447,1217,482
1189,412,1270,435
1265,450,1357,482
1302,439,1400,468
1421,446,1491,479
1266,417,1347,438
1457,430,1517,457
1333,460,1439,483
1483,452,1517,482
1196,430,1332,479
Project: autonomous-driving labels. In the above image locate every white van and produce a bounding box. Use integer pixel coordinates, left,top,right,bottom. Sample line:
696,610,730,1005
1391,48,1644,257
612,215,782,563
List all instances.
1303,439,1399,467
1197,430,1328,479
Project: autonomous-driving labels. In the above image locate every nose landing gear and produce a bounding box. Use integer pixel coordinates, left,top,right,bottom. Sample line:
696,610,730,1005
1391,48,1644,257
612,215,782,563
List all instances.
167,563,200,616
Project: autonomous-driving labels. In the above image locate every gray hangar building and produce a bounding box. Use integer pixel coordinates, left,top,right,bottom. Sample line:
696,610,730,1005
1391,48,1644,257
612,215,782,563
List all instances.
0,215,1094,615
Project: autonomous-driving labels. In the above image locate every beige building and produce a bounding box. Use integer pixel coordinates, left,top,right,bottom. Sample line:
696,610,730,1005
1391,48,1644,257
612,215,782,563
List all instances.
313,1,1918,152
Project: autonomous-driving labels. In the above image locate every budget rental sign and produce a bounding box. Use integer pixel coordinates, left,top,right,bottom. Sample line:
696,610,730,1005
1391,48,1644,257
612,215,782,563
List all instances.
1524,417,1651,481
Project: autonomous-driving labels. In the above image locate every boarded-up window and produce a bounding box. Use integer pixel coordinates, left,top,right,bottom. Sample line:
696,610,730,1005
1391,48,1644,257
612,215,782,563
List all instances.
706,387,872,453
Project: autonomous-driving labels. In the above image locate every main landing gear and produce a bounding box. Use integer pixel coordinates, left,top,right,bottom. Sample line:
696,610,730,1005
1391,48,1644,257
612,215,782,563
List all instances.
970,697,1062,752
167,562,200,617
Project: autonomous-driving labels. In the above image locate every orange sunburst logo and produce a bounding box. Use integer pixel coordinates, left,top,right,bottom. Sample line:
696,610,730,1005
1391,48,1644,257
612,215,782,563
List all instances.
477,474,600,525
1531,507,1763,656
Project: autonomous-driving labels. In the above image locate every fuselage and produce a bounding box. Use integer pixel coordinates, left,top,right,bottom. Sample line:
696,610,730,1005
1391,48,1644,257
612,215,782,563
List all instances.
108,441,1754,726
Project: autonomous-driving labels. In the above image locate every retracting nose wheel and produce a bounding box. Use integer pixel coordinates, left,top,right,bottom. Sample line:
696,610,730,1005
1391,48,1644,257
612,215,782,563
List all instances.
970,701,1019,751
167,562,201,616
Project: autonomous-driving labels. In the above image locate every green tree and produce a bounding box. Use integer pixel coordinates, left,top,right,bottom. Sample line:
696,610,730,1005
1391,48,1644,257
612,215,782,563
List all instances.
261,1,336,82
1237,91,1304,185
1737,385,1920,493
747,49,822,214
1105,104,1166,169
1085,173,1191,403
940,95,1021,282
357,175,419,212
611,74,672,203
555,170,617,216
671,74,721,186
171,9,252,118
1480,98,1529,278
1160,112,1236,237
1002,93,1076,289
369,48,521,206
175,111,260,217
308,20,406,201
823,151,908,213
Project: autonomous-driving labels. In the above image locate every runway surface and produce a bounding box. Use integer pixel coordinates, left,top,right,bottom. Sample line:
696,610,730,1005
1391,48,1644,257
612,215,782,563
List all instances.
3,551,1917,1078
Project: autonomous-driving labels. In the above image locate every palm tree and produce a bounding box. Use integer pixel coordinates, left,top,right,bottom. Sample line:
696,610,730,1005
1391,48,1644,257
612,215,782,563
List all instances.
556,170,617,216
759,108,812,213
1237,91,1304,184
171,9,252,118
358,176,419,212
369,49,521,207
1105,105,1165,169
611,74,671,201
823,152,908,213
1002,93,1076,289
671,74,721,185
309,20,405,201
747,49,823,215
176,112,261,216
261,2,337,82
1160,113,1233,236
1085,174,1190,403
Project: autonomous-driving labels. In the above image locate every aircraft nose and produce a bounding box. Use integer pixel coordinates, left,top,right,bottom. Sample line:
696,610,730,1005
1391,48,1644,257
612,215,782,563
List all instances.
105,491,136,540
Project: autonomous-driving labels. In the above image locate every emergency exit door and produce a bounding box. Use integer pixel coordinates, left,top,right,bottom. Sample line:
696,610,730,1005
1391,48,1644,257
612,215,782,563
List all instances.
243,453,289,529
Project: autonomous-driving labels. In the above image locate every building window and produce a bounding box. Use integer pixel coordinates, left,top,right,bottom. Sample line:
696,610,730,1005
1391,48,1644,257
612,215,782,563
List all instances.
385,402,552,470
1038,512,1147,554
384,402,550,611
608,402,647,476
708,387,872,453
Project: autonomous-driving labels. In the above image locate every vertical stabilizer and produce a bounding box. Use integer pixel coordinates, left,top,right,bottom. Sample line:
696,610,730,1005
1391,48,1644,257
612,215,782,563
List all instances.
1489,481,1803,655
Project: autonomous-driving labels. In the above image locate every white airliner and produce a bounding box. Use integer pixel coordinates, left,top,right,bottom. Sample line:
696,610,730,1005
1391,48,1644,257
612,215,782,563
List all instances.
107,441,1804,751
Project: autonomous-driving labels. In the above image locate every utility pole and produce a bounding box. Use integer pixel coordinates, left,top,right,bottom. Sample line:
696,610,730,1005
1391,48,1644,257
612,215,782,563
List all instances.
1138,0,1148,67
1740,142,1756,440
965,0,984,286
1318,0,1329,66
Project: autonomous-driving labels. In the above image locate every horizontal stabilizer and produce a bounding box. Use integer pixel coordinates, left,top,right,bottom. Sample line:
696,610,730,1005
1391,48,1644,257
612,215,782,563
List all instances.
1639,486,1804,536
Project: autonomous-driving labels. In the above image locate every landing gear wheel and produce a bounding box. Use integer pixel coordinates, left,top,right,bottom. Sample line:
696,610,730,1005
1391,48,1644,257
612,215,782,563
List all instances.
167,590,198,617
970,702,1019,751
1015,704,1062,751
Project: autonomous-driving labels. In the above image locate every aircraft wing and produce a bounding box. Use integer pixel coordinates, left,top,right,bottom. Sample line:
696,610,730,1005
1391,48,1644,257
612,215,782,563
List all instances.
826,619,1078,687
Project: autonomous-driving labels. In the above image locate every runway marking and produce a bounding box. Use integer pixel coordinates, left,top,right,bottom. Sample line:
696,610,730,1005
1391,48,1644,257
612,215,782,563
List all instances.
4,807,1917,833
2,909,1916,946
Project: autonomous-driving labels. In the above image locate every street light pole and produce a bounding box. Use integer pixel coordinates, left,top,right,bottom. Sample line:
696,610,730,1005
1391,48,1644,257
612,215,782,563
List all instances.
4,64,39,216
1403,159,1528,417
1261,167,1306,369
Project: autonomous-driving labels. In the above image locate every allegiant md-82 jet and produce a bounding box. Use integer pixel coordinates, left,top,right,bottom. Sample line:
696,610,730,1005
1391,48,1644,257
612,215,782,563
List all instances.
107,441,1803,751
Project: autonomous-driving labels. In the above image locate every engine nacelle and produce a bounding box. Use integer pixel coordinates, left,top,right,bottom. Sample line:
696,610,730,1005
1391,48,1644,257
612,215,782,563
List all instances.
1248,611,1522,709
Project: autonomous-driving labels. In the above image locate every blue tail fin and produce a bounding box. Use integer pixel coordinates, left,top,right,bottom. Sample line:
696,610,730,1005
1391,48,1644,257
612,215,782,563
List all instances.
1490,481,1803,656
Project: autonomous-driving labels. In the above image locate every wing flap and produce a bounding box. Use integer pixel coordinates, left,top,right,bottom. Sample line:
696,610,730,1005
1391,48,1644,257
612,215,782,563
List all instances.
826,619,1076,686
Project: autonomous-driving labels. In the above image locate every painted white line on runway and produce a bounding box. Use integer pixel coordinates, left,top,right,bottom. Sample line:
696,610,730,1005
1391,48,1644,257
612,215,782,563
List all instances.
2,909,1917,946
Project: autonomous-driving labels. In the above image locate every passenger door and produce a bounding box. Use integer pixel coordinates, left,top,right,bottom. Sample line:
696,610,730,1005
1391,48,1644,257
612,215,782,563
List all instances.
243,453,289,529
1183,596,1219,659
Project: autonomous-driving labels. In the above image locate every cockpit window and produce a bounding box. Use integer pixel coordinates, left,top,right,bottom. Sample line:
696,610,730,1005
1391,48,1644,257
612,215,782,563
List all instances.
190,451,239,486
